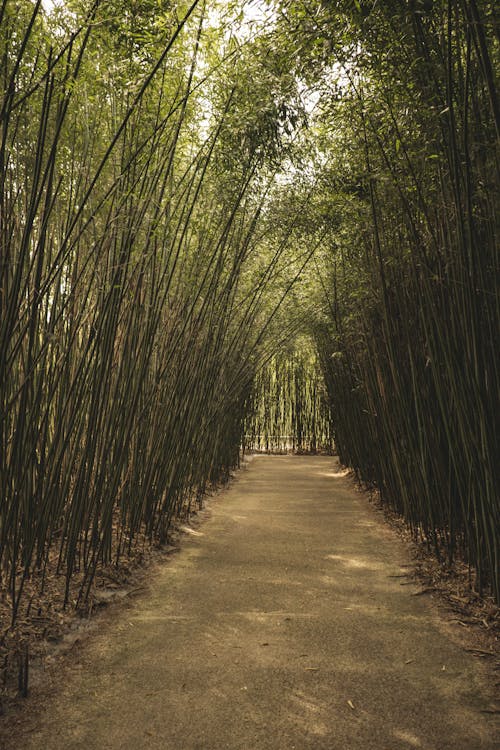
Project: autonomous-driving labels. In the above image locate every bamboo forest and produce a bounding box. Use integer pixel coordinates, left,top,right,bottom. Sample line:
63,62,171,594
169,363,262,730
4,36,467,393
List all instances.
0,1,498,747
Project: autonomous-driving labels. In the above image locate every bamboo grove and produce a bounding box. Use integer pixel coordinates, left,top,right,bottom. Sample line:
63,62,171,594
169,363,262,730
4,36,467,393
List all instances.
296,0,498,600
244,346,334,453
0,0,498,637
0,0,317,623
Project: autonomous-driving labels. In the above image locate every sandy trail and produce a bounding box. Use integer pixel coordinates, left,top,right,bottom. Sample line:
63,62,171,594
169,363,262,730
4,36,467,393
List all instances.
9,456,498,749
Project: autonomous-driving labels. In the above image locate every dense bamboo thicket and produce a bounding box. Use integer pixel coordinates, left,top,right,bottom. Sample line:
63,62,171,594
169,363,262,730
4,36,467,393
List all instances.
0,0,314,624
295,1,499,600
1,0,498,645
244,345,334,453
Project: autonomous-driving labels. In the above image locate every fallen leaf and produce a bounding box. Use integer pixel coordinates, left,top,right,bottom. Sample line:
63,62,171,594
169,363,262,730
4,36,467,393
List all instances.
411,587,435,596
465,648,494,657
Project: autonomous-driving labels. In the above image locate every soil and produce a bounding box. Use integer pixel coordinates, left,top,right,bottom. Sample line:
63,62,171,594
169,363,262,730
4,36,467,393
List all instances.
0,455,498,749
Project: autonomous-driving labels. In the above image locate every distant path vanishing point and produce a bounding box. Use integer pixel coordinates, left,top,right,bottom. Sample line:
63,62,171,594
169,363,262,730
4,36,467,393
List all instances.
10,456,498,749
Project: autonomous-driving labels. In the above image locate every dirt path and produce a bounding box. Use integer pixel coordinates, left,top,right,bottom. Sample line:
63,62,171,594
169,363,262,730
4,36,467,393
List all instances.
7,456,498,749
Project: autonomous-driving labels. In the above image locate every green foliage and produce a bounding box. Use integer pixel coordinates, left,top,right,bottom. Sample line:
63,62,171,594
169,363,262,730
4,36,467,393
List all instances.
0,0,313,627
245,344,334,454
287,0,499,600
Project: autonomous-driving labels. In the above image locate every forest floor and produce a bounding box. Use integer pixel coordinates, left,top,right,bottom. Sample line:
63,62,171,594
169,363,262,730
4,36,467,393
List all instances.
1,455,498,749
